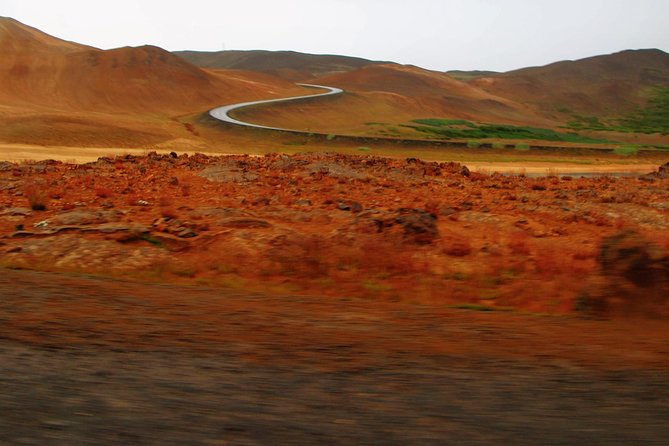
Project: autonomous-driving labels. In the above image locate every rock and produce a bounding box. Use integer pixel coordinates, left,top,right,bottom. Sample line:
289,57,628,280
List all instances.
659,162,669,178
642,162,669,180
87,223,150,235
0,161,15,171
199,164,259,182
0,207,32,217
599,231,668,286
303,161,368,181
336,200,363,213
146,233,191,251
217,218,272,229
190,207,242,219
177,228,197,238
459,201,473,211
252,197,272,206
394,209,439,244
577,230,669,318
51,210,120,226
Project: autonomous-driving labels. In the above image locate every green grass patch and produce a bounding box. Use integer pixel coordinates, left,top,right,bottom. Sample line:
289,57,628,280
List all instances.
566,88,669,135
409,118,609,144
613,145,640,156
467,140,482,148
414,118,478,128
357,146,372,152
619,88,669,134
514,143,530,151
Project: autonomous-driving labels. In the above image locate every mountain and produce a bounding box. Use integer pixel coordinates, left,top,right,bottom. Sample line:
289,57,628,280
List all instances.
232,64,548,135
471,49,669,117
0,17,304,147
446,70,499,81
0,16,91,53
174,49,387,81
0,17,300,113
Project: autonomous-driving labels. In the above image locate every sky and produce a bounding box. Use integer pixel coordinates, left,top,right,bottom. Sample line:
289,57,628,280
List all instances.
2,0,669,72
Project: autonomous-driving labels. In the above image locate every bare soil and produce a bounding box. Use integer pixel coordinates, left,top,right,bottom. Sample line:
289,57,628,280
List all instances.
1,269,669,445
1,152,668,445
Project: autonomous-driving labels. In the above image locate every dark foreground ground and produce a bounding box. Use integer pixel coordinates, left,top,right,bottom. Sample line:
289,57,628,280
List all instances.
1,269,668,445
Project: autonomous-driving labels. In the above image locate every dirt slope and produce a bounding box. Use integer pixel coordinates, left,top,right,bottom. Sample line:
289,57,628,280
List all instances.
0,16,91,53
175,49,387,81
0,17,304,147
237,64,552,133
472,49,669,117
0,18,301,113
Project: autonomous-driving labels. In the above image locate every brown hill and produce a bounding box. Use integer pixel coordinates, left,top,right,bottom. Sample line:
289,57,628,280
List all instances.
236,64,549,133
446,70,499,81
0,16,91,53
175,49,387,81
0,17,300,114
0,17,305,147
472,49,669,117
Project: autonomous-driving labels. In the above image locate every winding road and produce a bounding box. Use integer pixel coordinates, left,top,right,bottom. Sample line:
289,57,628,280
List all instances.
207,83,655,173
209,83,343,131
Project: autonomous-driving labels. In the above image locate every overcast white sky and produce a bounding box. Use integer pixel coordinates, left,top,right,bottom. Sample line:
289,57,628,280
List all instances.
2,0,668,72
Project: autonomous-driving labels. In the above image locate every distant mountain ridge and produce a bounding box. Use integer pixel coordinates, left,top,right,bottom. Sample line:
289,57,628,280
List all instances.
174,49,390,81
470,49,669,117
2,16,668,138
446,70,500,81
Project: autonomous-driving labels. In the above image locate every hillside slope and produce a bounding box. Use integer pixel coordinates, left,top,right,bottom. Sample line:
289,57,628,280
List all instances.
472,49,669,117
0,17,306,147
175,49,387,81
0,17,300,114
235,64,550,133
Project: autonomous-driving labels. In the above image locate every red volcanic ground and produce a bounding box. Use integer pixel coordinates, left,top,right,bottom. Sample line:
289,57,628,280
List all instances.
1,152,667,317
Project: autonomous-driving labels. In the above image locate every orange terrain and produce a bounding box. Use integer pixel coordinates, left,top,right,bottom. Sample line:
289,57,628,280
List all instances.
1,152,669,444
1,152,667,316
1,16,669,444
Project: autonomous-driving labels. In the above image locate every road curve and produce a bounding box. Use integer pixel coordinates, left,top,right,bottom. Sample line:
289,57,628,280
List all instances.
209,83,343,131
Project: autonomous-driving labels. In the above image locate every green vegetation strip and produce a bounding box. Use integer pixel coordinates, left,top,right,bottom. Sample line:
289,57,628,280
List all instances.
567,87,669,135
408,118,609,144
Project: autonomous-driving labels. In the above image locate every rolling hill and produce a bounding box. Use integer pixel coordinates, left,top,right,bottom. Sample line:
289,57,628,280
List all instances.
232,63,551,135
0,17,304,147
471,49,669,118
174,49,387,81
0,17,301,113
1,17,668,148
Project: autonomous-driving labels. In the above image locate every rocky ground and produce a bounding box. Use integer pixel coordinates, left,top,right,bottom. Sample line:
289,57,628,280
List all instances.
1,152,667,315
1,152,668,444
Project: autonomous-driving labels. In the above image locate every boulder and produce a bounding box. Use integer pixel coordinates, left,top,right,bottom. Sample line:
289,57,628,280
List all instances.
51,210,120,226
642,162,669,180
394,209,439,244
577,230,669,318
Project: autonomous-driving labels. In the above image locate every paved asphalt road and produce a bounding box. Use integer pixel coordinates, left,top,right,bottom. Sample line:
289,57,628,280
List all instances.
209,83,343,131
